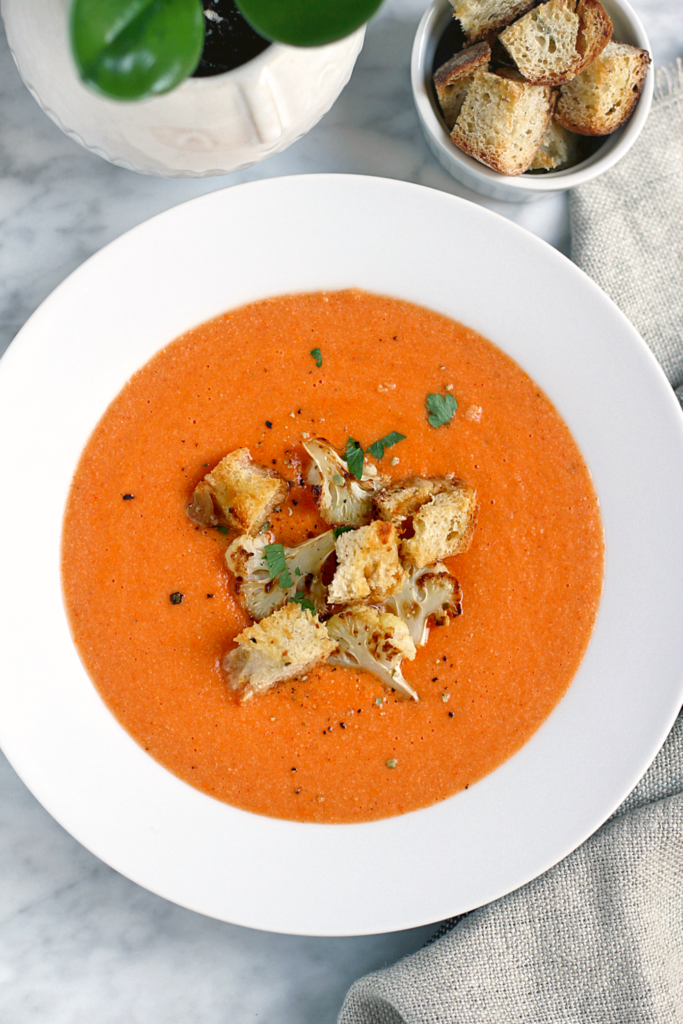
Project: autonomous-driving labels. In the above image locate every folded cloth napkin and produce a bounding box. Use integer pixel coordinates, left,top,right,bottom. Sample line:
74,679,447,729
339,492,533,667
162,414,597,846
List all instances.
571,59,683,407
338,62,683,1024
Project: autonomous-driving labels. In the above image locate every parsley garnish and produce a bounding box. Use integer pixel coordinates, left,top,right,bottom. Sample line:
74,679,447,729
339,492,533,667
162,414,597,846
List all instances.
265,543,293,589
334,525,355,539
344,437,364,480
367,431,406,460
216,525,229,535
310,347,322,368
426,392,457,428
290,593,316,614
259,521,272,533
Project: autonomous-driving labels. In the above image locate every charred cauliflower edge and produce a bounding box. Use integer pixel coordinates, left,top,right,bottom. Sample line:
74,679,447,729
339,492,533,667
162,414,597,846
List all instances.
187,439,477,703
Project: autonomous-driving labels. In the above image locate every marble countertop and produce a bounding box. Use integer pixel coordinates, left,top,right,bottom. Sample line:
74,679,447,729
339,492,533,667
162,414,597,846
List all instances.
0,2,681,1021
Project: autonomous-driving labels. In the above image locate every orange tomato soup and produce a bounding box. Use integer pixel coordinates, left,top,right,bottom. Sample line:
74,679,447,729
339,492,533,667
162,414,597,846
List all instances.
62,291,603,823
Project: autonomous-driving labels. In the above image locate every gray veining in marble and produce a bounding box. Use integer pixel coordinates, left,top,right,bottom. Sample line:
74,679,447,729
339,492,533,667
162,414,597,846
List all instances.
1,1,682,1020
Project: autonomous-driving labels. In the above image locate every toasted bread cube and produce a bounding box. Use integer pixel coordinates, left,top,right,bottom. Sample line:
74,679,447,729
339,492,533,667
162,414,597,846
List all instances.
186,447,287,534
374,476,447,522
555,40,651,135
328,521,407,605
402,484,478,568
222,603,337,702
374,477,477,569
450,70,555,175
499,0,611,86
450,0,537,43
434,42,491,128
529,118,582,170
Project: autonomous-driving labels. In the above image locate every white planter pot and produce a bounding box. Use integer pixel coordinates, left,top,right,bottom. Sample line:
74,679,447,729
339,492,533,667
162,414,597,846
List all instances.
1,0,364,177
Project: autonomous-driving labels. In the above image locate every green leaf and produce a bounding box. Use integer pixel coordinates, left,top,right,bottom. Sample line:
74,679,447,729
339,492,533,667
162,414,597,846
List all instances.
426,392,457,428
310,347,322,368
279,566,293,589
264,542,293,589
344,437,364,481
333,525,355,540
290,593,316,614
367,431,406,460
235,0,384,47
70,0,205,101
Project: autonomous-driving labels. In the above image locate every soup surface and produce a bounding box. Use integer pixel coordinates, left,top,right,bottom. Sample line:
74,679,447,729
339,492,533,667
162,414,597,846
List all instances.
62,290,603,823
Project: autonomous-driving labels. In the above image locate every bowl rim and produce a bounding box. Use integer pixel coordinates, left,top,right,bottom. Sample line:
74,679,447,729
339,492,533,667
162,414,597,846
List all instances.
411,0,654,192
1,174,682,936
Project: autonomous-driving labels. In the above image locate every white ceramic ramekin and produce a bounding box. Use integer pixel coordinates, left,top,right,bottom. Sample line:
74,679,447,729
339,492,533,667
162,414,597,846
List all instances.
411,0,653,202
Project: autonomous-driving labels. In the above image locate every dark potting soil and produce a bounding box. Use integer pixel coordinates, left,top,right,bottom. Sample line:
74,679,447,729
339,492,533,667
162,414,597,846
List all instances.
193,0,271,77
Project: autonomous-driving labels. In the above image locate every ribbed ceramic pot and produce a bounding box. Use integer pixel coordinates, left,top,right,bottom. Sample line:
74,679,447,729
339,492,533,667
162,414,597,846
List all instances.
1,0,364,177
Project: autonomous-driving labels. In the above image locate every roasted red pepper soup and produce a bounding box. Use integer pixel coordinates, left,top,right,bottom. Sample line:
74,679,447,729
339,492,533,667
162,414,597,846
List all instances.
62,290,603,823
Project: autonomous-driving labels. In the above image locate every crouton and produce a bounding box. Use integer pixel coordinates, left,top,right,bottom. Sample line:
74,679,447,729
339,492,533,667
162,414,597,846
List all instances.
450,0,537,43
374,476,447,523
499,0,611,86
374,476,477,568
555,40,651,135
402,484,478,567
328,521,407,605
529,118,583,169
450,69,556,175
574,0,614,66
327,607,418,700
434,42,491,128
186,447,287,534
222,603,337,702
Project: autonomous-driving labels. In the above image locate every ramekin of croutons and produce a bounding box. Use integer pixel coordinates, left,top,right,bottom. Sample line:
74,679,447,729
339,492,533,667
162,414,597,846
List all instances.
411,0,653,201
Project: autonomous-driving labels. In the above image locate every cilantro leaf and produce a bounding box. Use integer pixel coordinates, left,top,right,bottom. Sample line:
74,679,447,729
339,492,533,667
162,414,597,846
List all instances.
367,431,406,460
290,593,316,614
334,525,355,539
310,347,322,368
344,437,364,480
426,392,457,428
265,543,293,589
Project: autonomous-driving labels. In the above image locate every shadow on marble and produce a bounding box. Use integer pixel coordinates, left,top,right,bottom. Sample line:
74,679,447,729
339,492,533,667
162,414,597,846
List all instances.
0,751,435,1024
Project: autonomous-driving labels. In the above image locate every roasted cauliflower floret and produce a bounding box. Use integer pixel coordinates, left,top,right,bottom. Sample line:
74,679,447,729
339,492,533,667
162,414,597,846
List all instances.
328,521,407,605
222,603,337,702
303,437,386,527
327,608,418,701
186,447,287,534
226,530,336,620
375,476,477,568
381,564,462,647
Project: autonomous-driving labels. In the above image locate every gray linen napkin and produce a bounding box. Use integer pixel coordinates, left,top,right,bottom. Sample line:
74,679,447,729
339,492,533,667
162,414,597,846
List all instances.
338,63,683,1024
571,59,683,406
